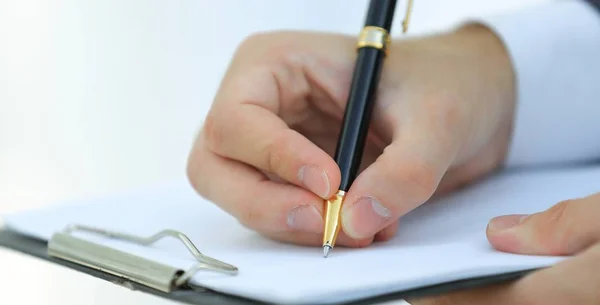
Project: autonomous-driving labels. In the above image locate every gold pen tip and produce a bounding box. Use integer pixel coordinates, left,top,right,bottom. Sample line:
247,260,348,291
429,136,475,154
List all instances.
323,245,332,258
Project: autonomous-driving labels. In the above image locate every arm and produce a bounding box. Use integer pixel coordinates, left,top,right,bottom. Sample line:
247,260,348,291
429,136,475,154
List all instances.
476,0,600,167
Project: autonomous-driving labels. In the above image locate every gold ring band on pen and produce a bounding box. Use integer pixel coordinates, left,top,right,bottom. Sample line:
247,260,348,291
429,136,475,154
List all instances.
356,26,391,55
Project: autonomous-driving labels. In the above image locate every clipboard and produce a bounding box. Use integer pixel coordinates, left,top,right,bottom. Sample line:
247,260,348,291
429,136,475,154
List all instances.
0,224,534,305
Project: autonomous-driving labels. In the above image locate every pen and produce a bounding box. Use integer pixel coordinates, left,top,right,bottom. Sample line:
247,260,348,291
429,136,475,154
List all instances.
322,0,413,258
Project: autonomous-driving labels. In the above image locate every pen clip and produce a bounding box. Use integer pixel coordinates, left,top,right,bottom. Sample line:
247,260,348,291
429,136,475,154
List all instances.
402,0,414,33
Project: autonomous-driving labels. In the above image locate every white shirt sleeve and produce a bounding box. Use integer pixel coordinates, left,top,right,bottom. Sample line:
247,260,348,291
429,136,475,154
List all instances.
475,0,600,168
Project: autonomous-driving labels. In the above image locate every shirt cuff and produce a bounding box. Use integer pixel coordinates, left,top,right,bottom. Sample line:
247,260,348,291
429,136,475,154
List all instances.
474,0,600,168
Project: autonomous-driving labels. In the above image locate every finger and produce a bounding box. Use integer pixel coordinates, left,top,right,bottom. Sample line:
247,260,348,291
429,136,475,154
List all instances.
187,137,365,247
204,77,340,200
485,192,600,256
374,221,399,242
411,243,600,305
509,242,600,304
188,136,320,233
340,118,460,239
202,34,349,200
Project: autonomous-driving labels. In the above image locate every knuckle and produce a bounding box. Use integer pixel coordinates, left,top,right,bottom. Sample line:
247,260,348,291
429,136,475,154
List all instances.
203,108,245,155
544,199,571,227
551,198,574,214
267,149,283,175
237,197,264,230
422,94,467,142
237,32,271,50
397,159,439,202
235,31,285,60
235,31,306,70
234,33,264,57
263,129,292,174
235,180,267,229
437,100,463,129
537,199,575,254
202,112,222,152
185,146,211,200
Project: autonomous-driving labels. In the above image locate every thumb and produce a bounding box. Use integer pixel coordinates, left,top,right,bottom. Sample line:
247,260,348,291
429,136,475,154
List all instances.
486,193,600,256
340,130,456,240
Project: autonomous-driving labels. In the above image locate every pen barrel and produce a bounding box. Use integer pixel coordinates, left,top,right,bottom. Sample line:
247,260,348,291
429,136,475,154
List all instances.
364,0,397,30
334,48,385,191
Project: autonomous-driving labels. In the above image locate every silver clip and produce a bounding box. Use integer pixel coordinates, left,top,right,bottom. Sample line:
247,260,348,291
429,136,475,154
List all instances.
48,224,238,293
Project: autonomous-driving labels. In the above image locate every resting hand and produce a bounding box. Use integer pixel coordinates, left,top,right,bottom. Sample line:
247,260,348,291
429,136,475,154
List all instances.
187,25,515,246
411,192,600,305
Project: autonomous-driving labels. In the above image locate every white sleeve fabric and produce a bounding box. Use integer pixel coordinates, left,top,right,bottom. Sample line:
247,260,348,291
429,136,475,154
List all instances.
475,0,600,168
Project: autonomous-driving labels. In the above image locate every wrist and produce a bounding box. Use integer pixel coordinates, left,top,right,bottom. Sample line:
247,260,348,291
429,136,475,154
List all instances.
453,24,516,108
451,24,517,163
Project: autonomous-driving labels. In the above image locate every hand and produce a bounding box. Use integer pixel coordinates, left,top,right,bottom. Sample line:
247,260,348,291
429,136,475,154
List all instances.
410,192,600,305
186,25,515,247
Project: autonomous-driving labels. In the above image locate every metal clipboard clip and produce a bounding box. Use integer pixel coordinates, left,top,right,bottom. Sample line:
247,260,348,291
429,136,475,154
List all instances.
47,224,238,293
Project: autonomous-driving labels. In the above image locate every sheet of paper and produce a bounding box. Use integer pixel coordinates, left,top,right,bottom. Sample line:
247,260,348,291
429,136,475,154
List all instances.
4,165,600,304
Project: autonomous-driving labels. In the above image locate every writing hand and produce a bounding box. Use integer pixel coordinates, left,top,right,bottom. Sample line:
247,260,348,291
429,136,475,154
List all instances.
187,26,515,246
411,192,600,305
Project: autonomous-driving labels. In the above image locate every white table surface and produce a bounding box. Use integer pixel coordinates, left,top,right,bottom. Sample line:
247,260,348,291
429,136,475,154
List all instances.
0,0,546,304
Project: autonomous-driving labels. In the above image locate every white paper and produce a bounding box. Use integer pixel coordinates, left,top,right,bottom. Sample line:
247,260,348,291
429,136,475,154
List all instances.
5,165,600,304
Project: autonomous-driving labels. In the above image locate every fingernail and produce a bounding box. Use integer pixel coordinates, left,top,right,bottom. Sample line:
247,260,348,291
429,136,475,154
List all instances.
342,197,391,239
488,214,528,232
298,165,330,198
287,204,323,233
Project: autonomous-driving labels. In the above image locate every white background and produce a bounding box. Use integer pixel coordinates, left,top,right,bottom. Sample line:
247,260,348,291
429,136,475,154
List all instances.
0,0,547,304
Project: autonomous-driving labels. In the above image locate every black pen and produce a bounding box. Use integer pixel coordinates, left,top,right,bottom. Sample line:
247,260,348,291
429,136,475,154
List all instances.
322,0,413,258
